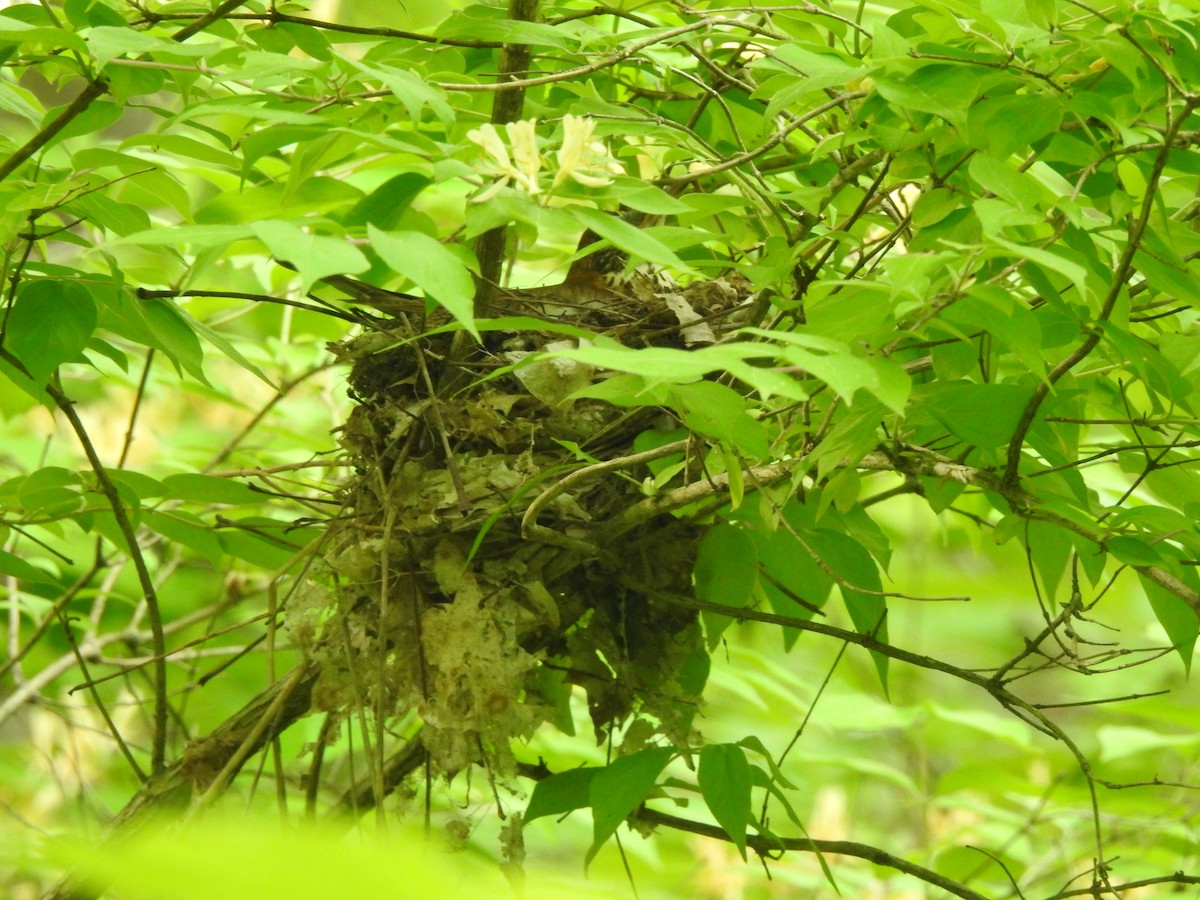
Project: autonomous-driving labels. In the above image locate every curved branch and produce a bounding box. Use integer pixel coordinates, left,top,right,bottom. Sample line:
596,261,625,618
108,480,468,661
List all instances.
45,662,320,900
1002,96,1200,486
0,0,256,184
635,807,989,900
433,19,712,92
471,0,539,320
0,79,108,185
857,449,1200,618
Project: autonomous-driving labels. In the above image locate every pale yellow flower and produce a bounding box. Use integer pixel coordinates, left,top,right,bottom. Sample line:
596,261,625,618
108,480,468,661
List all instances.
467,119,542,200
467,116,621,202
506,118,542,193
553,114,623,189
467,122,512,170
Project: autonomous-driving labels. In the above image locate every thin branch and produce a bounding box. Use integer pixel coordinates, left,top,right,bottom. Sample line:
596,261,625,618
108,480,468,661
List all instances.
0,79,109,185
39,374,170,775
634,807,989,900
433,19,712,92
1002,96,1199,486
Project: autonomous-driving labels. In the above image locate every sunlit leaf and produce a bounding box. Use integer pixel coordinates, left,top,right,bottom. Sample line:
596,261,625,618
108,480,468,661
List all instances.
698,744,753,859
526,767,597,823
6,280,97,387
252,220,369,295
587,749,673,863
1139,572,1200,673
368,225,479,338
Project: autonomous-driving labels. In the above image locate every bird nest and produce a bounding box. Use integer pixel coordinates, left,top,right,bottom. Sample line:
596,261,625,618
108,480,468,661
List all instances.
286,264,753,775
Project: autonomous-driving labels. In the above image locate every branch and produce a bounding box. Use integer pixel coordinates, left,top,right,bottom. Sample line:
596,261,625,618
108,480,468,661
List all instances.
169,0,255,42
472,0,538,320
37,374,170,774
857,449,1200,619
434,19,711,92
635,807,989,900
139,10,502,47
45,662,320,900
0,0,253,184
1002,96,1200,486
0,79,108,185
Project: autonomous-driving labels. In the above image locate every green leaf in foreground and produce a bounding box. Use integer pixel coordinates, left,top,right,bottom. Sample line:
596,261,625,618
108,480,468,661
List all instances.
48,818,532,900
568,205,696,275
1139,571,1200,673
252,220,369,294
587,747,674,865
525,766,597,823
162,473,262,505
698,743,753,859
6,280,97,387
368,225,479,338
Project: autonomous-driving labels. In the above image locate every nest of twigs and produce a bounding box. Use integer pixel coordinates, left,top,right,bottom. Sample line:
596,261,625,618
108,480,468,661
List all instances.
287,266,752,775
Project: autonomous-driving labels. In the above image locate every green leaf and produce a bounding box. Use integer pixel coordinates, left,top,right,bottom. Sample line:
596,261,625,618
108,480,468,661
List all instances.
1108,535,1164,567
141,299,208,384
86,26,216,67
606,178,693,215
969,154,1044,211
15,467,82,516
143,509,223,563
1025,520,1072,596
0,548,57,584
738,736,795,789
694,524,758,609
573,372,670,407
162,474,262,506
698,744,753,859
98,294,208,385
437,11,574,48
806,401,889,481
804,528,889,693
343,173,431,229
873,65,988,128
943,286,1046,381
109,469,164,500
1140,571,1200,673
525,767,597,823
6,280,97,386
696,522,758,646
216,518,316,569
1099,321,1191,404
251,221,369,295
991,235,1091,302
758,521,834,647
555,341,805,402
48,817,510,900
339,58,454,125
668,381,770,459
911,188,961,228
0,16,87,53
587,747,675,865
1024,0,1059,29
922,381,1035,449
568,207,696,274
968,93,1062,157
744,328,910,413
185,314,271,387
107,223,257,249
368,226,479,339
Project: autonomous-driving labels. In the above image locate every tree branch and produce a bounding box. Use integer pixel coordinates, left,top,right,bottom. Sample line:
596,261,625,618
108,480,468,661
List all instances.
634,807,989,900
472,0,538,320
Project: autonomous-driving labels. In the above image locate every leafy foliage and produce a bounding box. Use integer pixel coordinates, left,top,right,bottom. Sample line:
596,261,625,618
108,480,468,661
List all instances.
3,0,1200,897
